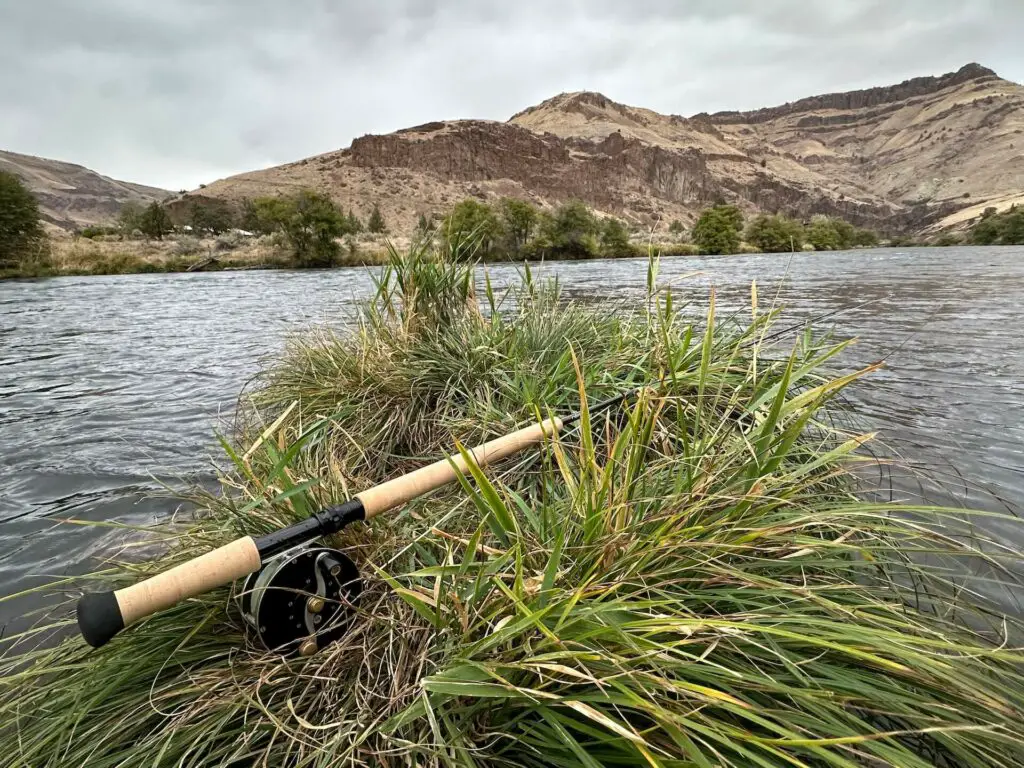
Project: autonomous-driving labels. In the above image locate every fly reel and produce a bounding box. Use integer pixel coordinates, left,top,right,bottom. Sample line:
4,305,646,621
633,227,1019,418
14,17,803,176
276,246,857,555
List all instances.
239,546,361,655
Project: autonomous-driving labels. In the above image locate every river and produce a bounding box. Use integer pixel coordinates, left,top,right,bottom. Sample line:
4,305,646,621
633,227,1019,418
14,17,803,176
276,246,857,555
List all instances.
2,246,1023,626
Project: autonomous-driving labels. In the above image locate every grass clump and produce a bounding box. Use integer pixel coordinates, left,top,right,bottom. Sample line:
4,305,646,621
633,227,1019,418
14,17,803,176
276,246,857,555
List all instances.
2,242,1024,766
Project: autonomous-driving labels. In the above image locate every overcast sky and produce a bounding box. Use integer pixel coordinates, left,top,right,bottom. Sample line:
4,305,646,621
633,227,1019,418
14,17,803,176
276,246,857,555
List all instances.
2,0,1022,191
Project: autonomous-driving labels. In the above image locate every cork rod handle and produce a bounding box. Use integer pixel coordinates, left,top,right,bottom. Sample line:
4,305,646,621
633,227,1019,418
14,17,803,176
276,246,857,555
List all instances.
356,416,563,518
77,536,261,648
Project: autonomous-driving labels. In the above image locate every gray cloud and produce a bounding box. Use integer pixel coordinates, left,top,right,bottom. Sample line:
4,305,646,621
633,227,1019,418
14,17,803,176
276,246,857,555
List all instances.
1,0,1021,189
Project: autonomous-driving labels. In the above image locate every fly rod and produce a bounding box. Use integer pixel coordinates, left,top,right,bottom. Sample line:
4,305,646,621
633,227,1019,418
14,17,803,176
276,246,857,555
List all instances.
76,391,634,652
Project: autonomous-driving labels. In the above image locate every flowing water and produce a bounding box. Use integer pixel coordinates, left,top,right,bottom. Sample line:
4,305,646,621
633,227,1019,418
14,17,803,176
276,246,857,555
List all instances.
2,246,1023,626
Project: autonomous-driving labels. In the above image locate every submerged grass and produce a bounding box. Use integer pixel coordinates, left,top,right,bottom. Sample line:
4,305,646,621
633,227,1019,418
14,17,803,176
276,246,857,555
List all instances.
2,242,1024,766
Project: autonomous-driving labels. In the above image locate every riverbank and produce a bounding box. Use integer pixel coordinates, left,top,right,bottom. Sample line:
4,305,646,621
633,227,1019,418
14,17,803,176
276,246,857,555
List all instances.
0,232,390,279
1,232,704,279
2,245,1023,765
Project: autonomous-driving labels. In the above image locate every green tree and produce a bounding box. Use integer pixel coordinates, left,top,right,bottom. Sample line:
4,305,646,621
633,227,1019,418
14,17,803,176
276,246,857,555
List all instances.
668,219,685,237
832,218,856,250
1001,210,1024,244
442,199,504,258
367,204,387,234
806,216,858,251
542,200,600,258
280,190,346,267
692,205,743,255
805,216,839,250
744,214,804,253
117,201,144,236
600,217,632,256
499,198,539,253
0,170,47,272
971,207,1024,245
138,202,173,240
851,227,879,247
242,197,293,235
346,209,363,234
188,199,234,234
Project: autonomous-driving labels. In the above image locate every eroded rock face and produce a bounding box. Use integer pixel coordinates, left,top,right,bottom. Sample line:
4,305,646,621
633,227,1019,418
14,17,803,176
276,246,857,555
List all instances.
188,62,1024,235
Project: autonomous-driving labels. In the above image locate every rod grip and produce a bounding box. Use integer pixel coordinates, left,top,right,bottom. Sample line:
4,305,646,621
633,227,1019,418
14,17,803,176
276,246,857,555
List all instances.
357,417,562,518
77,536,262,648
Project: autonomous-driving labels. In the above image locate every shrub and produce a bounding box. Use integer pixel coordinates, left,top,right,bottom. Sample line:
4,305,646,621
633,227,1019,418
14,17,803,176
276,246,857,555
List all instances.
693,205,743,254
282,191,347,267
188,198,234,235
499,197,539,253
535,200,601,259
970,207,1024,245
346,208,363,234
441,199,504,259
932,232,963,247
138,202,173,240
5,247,1024,765
805,215,859,251
79,225,118,239
243,192,347,267
241,197,291,235
668,218,685,237
851,226,879,247
171,235,203,256
367,203,387,234
214,231,245,251
0,169,48,272
599,216,632,256
744,213,804,252
650,242,700,256
117,202,144,236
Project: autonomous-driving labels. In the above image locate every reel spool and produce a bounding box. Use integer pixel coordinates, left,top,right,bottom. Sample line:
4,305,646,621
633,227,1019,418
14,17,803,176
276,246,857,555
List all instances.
239,546,361,655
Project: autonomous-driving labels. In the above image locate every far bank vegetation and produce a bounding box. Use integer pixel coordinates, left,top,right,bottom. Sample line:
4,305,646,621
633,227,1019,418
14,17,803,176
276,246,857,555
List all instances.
6,176,1023,279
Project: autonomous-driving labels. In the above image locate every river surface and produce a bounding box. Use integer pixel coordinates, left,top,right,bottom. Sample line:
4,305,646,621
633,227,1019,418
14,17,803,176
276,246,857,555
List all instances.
2,247,1024,626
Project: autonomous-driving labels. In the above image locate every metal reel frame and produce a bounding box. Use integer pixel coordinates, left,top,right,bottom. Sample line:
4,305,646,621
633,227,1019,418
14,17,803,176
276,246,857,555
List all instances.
239,546,361,655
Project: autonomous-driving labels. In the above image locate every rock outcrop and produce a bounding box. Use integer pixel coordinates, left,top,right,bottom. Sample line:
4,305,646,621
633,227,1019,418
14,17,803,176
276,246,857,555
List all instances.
156,63,1024,235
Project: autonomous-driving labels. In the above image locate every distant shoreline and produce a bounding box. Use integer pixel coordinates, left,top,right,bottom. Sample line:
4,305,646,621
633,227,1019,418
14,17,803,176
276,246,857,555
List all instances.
0,236,988,281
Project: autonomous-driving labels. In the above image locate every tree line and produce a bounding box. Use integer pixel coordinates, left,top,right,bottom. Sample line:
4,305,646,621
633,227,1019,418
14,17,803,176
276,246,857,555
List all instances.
11,166,1019,279
686,205,879,255
435,198,632,261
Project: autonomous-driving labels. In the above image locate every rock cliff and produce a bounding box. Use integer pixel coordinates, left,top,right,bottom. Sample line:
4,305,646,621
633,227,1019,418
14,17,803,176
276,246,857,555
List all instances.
51,62,1024,236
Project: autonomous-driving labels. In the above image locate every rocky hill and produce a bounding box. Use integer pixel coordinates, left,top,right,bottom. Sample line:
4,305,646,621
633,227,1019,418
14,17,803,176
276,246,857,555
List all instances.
181,63,1022,236
12,63,1012,238
0,150,170,231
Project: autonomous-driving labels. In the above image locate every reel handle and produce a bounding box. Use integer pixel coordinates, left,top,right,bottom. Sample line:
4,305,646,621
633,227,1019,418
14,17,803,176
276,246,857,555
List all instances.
357,417,562,518
77,537,261,648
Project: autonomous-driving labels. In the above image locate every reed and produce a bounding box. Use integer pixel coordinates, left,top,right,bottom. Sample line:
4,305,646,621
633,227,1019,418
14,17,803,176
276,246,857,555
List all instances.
2,243,1022,766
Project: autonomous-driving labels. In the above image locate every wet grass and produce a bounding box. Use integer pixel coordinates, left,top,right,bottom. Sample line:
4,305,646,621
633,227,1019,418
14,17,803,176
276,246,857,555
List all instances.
1,242,1023,766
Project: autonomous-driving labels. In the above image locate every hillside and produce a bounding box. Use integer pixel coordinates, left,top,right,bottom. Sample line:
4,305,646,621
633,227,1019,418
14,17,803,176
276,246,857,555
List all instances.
147,64,1024,236
0,150,170,230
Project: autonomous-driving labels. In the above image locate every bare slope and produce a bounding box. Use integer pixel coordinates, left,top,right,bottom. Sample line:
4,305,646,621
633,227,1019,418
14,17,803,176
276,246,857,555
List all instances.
184,63,1024,235
0,150,170,230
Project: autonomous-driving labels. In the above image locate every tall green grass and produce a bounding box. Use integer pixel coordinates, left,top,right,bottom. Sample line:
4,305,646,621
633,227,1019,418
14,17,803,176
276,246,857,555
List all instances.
2,242,1023,766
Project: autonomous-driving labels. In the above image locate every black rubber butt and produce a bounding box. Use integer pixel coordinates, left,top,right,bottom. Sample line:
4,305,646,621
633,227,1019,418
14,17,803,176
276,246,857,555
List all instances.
77,591,125,648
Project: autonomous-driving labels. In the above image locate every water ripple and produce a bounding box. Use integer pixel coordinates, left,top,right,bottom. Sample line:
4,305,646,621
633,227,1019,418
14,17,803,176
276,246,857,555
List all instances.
1,248,1023,621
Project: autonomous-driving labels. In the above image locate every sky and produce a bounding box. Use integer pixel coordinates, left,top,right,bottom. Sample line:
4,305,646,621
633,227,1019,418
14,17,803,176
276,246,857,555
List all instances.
2,0,1022,191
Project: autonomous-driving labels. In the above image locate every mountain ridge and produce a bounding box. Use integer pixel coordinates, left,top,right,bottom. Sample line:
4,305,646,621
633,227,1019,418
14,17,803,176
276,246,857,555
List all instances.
5,63,1021,237
178,61,1020,236
0,149,170,230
